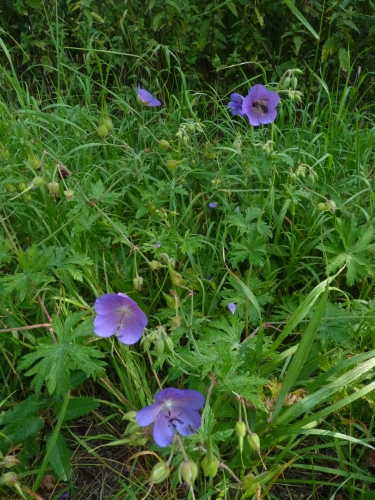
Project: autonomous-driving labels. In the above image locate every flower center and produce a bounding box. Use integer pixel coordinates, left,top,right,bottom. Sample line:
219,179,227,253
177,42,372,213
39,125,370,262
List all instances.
252,99,268,116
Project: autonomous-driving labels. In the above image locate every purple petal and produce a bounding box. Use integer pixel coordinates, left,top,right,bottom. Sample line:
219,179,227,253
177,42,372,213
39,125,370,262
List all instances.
208,202,218,209
155,387,183,402
230,93,244,103
173,406,202,436
248,84,268,102
138,85,161,106
153,412,176,447
259,107,278,124
94,293,123,315
136,402,162,426
177,390,205,409
265,91,280,108
228,303,236,314
94,314,119,338
117,307,148,344
245,109,261,126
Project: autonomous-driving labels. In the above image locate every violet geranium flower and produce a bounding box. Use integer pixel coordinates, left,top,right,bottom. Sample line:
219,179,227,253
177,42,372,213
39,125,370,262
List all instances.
208,202,218,209
136,388,205,447
228,93,245,116
137,85,161,106
94,293,147,344
242,84,280,126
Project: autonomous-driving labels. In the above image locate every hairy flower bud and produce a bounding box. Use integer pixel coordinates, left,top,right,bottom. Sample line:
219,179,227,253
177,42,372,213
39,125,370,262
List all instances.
316,202,327,211
165,159,179,171
236,421,247,454
242,473,259,494
142,338,151,352
133,276,144,291
155,338,165,355
149,462,170,484
64,189,74,201
201,454,219,477
5,184,16,193
97,124,109,138
48,181,59,197
3,456,19,468
28,153,40,169
149,260,162,271
1,472,19,487
179,459,198,486
170,271,183,286
31,176,44,188
290,76,298,89
283,76,291,89
247,433,260,452
325,200,337,211
18,182,27,192
159,139,171,150
164,336,174,352
171,316,181,329
103,117,113,131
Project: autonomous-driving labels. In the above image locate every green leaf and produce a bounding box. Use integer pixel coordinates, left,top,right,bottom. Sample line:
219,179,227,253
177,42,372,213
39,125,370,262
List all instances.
338,47,349,71
48,434,72,480
227,1,238,17
273,281,329,419
54,397,99,420
0,416,44,451
153,11,165,31
283,0,319,39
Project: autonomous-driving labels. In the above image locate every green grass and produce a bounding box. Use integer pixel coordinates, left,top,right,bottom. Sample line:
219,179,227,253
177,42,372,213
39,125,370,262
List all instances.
1,29,375,500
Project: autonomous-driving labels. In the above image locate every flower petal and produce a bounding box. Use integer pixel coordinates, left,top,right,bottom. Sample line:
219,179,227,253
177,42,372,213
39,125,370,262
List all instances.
265,91,280,109
138,85,161,106
94,313,119,338
117,307,148,344
178,390,205,409
230,93,244,103
155,387,183,402
248,84,268,102
94,293,123,315
153,411,176,447
136,402,162,426
259,107,277,124
173,406,202,436
245,109,261,126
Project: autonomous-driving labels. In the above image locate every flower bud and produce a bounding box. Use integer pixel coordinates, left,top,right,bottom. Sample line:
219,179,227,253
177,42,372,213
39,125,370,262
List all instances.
124,421,142,435
149,260,162,271
170,271,183,286
1,148,10,161
133,276,144,291
48,181,59,197
155,338,165,355
1,472,19,487
325,200,337,211
158,139,171,150
236,421,247,454
5,184,16,193
308,172,315,184
23,193,32,202
165,159,179,171
290,76,298,89
18,182,27,192
3,456,19,468
64,189,74,201
242,473,259,494
164,336,174,352
171,316,181,329
123,410,137,421
142,339,151,352
103,117,113,131
316,202,327,211
149,462,170,484
31,176,44,188
28,153,40,169
289,173,297,183
283,76,291,88
201,454,219,477
97,124,109,138
313,170,319,181
247,432,260,452
179,459,198,486
294,93,302,103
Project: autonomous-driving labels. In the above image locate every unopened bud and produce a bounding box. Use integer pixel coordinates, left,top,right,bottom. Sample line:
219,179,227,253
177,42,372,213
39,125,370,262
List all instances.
171,271,183,286
247,433,260,452
5,184,16,193
165,159,179,171
3,456,19,468
155,338,165,355
133,276,144,291
123,410,137,421
289,173,297,183
31,176,44,188
97,124,109,138
142,339,151,352
242,473,259,494
1,148,10,161
149,260,162,271
28,153,40,169
325,200,337,211
164,336,174,352
308,173,315,184
103,117,113,131
283,76,291,88
171,316,181,329
316,202,327,211
64,189,74,200
48,181,59,197
290,76,297,89
18,182,27,192
235,421,247,439
159,139,171,150
1,472,19,487
179,460,198,486
149,462,170,484
124,421,142,435
201,454,219,477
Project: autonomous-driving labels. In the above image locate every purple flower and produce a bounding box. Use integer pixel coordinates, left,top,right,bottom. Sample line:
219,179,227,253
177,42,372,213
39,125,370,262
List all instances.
242,84,280,126
234,206,240,213
137,85,161,106
153,241,162,249
136,388,205,447
228,93,245,116
208,202,218,209
228,303,236,314
94,293,147,344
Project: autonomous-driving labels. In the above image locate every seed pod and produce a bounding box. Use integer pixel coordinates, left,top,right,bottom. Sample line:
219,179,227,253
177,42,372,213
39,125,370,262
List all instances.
149,462,170,484
247,432,260,452
97,124,109,138
179,460,198,486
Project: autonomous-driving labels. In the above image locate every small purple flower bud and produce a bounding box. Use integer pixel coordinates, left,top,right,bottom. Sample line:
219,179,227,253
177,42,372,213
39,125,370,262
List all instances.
228,303,236,314
208,202,218,209
153,241,162,248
